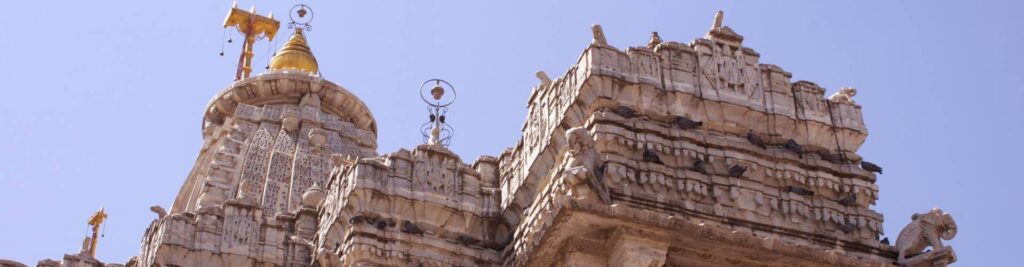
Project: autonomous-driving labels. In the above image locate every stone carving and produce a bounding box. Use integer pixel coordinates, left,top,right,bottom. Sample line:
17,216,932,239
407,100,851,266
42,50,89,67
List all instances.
591,24,608,46
149,205,166,220
711,10,724,30
559,126,609,204
828,87,857,104
195,186,225,209
896,208,958,265
79,236,91,255
647,32,662,49
300,92,321,108
536,71,552,87
282,115,300,133
300,183,325,208
308,128,328,152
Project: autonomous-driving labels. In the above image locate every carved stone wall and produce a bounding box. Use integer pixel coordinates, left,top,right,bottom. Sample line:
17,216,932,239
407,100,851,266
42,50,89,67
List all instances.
313,145,504,266
499,22,890,266
38,13,949,267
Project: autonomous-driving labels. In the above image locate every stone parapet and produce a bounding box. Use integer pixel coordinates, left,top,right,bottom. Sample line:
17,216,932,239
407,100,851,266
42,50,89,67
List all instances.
133,200,318,267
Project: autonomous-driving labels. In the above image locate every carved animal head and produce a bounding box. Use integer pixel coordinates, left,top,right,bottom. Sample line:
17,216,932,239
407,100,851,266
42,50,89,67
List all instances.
564,127,591,152
912,208,957,240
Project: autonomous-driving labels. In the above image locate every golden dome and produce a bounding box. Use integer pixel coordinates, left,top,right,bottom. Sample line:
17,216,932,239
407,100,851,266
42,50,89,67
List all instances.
270,28,319,75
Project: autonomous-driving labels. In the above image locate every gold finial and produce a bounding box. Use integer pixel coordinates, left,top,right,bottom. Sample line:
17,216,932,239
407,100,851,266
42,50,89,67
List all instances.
85,207,108,258
269,5,319,75
224,3,280,80
269,28,319,75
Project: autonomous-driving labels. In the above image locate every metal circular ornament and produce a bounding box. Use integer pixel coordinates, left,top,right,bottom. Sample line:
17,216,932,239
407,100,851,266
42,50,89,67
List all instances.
288,4,314,30
419,79,457,107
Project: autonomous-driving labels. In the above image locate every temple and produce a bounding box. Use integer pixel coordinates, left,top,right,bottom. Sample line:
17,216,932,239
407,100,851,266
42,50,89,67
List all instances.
22,6,958,267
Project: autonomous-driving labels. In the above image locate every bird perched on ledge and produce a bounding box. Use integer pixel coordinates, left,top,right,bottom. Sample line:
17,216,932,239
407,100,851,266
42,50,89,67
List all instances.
839,194,857,207
692,159,708,174
746,132,767,149
728,165,747,178
675,116,703,130
400,221,424,236
861,161,883,174
784,139,803,159
615,106,636,118
643,149,663,164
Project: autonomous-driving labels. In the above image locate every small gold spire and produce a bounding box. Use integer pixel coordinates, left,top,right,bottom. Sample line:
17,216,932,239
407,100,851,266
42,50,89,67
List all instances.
270,28,319,75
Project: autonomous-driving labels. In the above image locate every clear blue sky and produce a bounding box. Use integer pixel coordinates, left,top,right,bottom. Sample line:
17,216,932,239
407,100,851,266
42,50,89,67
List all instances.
1,1,1021,265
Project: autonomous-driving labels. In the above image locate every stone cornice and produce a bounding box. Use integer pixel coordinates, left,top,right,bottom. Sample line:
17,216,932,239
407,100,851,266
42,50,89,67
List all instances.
202,71,377,138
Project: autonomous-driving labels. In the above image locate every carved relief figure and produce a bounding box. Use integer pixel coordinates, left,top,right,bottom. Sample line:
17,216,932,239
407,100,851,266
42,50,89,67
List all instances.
895,208,958,265
560,126,609,204
828,87,857,104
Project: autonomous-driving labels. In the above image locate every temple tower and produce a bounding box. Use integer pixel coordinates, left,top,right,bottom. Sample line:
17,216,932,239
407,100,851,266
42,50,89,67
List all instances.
170,19,377,218
28,7,957,267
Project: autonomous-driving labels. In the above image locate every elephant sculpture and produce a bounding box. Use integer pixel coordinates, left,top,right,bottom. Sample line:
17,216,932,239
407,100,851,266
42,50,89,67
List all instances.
895,208,957,265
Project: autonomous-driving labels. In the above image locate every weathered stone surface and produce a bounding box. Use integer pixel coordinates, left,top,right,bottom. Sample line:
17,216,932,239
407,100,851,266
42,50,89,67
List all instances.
36,10,955,267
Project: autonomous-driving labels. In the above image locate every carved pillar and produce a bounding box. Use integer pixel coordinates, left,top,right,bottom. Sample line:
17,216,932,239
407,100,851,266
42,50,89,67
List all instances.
606,230,668,267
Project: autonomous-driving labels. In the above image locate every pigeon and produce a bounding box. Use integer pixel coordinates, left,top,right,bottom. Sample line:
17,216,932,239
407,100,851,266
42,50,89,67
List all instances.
642,149,663,164
784,139,803,156
881,237,890,245
786,186,814,196
615,106,636,118
861,161,883,174
675,116,703,130
728,165,747,178
746,132,767,149
400,221,424,235
374,219,388,230
839,195,857,207
349,215,369,225
820,153,844,164
456,235,480,246
692,159,708,174
839,223,857,234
